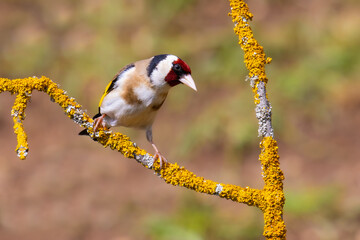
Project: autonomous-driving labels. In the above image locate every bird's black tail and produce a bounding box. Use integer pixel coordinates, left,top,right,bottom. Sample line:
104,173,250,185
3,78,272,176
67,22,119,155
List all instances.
79,129,89,135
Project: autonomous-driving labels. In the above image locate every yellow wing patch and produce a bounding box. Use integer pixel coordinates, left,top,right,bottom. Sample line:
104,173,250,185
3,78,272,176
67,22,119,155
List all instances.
98,80,114,107
98,63,135,108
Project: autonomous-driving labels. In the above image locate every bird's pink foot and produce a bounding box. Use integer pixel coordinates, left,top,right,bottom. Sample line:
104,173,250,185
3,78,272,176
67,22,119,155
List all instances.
93,114,106,132
152,143,168,169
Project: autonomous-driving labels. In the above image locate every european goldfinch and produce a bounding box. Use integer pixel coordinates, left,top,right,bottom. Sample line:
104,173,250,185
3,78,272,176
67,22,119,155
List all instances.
80,54,197,167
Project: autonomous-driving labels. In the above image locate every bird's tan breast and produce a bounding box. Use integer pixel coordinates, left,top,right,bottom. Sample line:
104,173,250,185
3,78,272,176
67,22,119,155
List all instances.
120,76,143,105
119,88,168,129
120,61,153,104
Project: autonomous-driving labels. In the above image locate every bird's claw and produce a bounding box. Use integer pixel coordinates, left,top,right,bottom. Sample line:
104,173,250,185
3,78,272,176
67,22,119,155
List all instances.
93,114,106,132
154,151,167,169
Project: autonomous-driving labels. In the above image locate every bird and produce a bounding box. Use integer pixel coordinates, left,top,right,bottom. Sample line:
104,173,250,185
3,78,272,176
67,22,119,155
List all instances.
79,54,197,168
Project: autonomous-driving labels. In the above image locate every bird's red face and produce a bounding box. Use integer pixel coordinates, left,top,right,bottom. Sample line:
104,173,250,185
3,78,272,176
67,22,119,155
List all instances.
165,59,197,91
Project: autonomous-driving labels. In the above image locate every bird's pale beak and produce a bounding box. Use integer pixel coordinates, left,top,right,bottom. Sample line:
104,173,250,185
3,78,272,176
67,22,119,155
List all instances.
179,74,197,91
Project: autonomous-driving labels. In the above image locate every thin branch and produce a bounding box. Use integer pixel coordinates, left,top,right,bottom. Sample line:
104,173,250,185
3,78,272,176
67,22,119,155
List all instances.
229,0,286,239
0,76,264,208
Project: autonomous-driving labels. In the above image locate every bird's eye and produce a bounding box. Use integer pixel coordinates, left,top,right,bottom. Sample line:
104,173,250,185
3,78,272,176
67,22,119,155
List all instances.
173,64,182,72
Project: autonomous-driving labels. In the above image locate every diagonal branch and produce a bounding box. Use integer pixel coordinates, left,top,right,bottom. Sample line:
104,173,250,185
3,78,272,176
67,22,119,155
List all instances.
0,76,264,208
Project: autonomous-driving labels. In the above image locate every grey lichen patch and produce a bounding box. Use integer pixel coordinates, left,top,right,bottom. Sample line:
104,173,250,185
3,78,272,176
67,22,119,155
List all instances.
245,75,258,89
16,146,28,158
256,81,274,137
215,184,223,195
66,105,90,127
135,153,154,169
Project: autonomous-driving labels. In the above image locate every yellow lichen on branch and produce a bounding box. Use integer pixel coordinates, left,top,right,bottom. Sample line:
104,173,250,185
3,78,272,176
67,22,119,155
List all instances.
0,76,262,208
260,137,286,239
0,1,286,238
229,0,271,103
229,0,286,239
12,92,31,159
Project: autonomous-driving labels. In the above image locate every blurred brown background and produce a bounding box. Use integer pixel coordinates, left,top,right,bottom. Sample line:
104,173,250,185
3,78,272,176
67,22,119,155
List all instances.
0,0,359,239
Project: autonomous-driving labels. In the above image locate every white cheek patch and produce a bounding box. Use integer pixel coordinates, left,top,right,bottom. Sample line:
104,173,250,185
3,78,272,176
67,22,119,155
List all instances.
150,55,178,87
